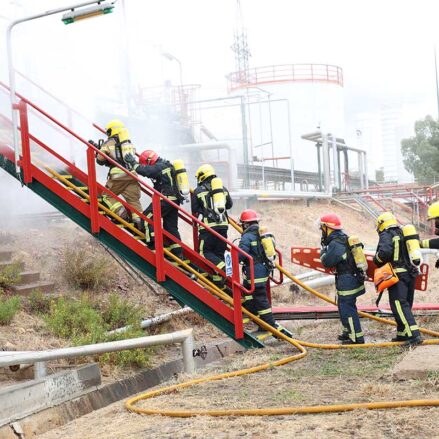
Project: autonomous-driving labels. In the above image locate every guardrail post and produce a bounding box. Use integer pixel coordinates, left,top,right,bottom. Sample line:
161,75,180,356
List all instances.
34,361,47,379
15,100,32,184
231,249,244,339
86,147,100,234
153,193,165,282
182,331,195,374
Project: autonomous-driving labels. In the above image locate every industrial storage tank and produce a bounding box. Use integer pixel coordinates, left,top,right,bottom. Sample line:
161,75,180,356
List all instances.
226,64,346,189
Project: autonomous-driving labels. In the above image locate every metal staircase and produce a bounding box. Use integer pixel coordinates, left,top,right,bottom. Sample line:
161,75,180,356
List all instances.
0,83,263,349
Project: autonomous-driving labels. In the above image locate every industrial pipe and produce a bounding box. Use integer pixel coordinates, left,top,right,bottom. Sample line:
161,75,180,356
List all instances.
302,275,335,289
108,307,193,335
229,189,332,200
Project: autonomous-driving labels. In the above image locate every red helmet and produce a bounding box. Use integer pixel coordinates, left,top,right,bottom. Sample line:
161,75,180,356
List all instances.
139,150,159,166
239,209,260,223
319,213,342,230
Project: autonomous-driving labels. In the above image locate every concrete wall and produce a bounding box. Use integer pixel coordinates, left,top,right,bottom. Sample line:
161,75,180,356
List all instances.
0,363,101,427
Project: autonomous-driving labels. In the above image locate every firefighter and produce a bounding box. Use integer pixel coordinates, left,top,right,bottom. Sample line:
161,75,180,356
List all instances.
93,120,143,230
238,209,292,338
421,201,439,262
319,213,365,345
373,212,422,345
127,150,183,259
191,164,233,287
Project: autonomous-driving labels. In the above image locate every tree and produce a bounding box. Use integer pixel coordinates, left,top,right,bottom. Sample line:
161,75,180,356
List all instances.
401,116,439,183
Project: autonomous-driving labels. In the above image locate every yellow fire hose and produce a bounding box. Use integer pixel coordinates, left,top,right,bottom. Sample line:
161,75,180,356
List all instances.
126,228,439,417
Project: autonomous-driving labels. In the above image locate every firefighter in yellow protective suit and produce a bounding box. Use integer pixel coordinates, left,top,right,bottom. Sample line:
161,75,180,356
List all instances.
191,164,233,287
421,201,439,266
94,120,143,230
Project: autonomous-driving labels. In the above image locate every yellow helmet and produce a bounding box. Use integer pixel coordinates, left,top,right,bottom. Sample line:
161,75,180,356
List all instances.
376,212,398,232
427,202,439,220
106,119,124,137
195,164,215,184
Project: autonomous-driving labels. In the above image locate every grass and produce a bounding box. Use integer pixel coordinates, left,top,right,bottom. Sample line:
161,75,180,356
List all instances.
0,295,20,325
274,389,304,402
281,346,402,378
25,290,52,315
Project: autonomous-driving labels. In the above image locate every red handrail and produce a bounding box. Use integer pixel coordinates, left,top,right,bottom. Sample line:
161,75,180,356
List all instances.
3,89,256,339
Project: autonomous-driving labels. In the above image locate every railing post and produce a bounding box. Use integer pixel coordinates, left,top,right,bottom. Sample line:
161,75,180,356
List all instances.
86,147,100,234
34,361,47,379
153,193,166,282
14,100,32,184
231,248,244,339
192,222,199,252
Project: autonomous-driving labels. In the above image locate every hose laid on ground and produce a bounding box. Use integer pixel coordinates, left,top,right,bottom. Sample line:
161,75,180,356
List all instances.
126,244,439,417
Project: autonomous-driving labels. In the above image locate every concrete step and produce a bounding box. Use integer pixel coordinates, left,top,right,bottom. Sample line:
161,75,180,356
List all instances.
11,281,55,296
0,250,12,263
17,271,40,285
0,260,25,271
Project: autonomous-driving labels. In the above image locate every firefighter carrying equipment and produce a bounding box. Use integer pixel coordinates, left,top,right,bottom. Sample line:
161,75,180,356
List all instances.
376,212,398,232
97,122,137,175
211,177,226,216
347,235,368,272
402,224,422,267
195,164,215,184
374,262,399,294
172,159,190,199
259,226,276,269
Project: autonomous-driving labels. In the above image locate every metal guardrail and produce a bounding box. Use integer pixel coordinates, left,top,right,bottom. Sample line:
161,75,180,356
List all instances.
0,329,195,379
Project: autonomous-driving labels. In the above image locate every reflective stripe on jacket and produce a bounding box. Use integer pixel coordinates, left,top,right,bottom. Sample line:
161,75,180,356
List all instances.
320,230,365,296
238,224,269,286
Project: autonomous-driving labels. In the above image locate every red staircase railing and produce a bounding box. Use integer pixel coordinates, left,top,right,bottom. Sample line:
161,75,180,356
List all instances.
1,84,256,341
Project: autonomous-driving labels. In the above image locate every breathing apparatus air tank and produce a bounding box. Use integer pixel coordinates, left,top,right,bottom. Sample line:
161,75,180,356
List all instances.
210,177,226,215
402,224,422,266
259,226,276,267
347,235,368,272
172,159,190,198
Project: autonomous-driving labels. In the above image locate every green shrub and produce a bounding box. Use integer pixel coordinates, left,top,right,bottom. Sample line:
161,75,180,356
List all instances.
60,247,114,291
26,290,52,315
76,326,152,368
0,296,21,325
45,295,105,339
101,293,143,330
45,294,152,368
0,262,21,292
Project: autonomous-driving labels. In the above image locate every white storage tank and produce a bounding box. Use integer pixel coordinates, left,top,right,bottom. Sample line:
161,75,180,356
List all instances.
228,64,345,174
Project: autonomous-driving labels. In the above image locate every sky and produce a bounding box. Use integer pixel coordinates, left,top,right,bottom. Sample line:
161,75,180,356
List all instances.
1,0,439,176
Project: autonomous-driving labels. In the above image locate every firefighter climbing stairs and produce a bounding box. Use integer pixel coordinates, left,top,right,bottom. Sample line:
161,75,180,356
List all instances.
0,83,263,349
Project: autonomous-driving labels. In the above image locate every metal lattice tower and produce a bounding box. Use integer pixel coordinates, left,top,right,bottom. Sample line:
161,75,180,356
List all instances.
231,0,251,85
